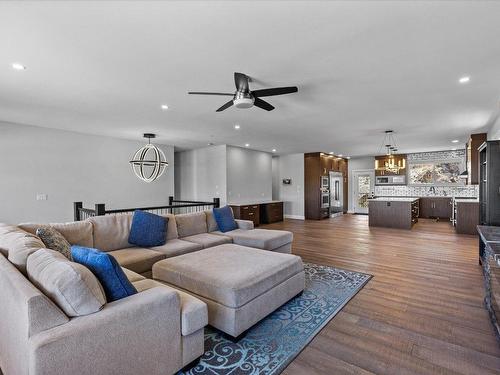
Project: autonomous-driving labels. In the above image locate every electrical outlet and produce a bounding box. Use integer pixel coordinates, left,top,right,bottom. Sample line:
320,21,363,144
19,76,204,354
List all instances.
36,194,48,201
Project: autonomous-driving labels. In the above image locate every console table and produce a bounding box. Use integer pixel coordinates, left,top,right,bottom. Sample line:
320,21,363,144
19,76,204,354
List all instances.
477,225,500,345
230,201,284,227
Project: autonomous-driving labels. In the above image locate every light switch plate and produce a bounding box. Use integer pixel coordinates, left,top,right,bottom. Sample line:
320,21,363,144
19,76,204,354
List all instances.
36,194,48,201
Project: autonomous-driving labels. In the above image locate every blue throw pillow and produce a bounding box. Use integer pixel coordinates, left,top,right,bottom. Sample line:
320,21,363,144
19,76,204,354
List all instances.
213,205,238,233
128,210,167,247
71,246,137,302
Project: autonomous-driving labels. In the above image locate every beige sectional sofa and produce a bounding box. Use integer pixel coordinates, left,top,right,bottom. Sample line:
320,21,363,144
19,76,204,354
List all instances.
19,210,292,278
0,210,295,375
0,224,206,375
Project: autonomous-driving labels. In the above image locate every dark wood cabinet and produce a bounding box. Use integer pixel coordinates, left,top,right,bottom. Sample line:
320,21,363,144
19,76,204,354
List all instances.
419,197,452,219
368,199,418,229
260,202,284,224
455,201,479,235
304,152,348,220
479,141,500,226
231,201,284,226
230,204,260,227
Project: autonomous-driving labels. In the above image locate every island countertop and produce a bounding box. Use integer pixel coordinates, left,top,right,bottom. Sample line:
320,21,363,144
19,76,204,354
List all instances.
368,197,420,203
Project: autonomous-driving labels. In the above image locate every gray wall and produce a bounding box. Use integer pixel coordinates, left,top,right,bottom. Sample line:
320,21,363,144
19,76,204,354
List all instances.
174,145,227,205
0,122,174,224
274,153,305,219
347,156,375,212
226,146,272,204
489,117,500,140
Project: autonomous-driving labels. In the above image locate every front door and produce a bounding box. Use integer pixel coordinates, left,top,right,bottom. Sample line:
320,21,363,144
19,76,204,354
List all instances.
352,170,374,214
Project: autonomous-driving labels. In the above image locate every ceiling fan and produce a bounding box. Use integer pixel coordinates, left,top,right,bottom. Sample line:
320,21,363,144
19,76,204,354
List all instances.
188,72,298,112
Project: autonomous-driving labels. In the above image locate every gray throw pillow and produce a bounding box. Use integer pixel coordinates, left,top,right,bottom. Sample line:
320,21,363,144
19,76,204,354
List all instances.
27,249,106,317
36,226,72,260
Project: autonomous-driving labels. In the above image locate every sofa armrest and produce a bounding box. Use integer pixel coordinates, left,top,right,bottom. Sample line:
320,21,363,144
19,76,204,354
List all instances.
29,287,182,375
235,219,254,230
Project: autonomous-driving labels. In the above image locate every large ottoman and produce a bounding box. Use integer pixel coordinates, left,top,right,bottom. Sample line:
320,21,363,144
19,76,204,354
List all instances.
213,228,293,254
153,244,305,338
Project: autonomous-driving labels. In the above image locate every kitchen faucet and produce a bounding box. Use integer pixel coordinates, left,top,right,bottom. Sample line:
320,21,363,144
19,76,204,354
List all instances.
429,186,436,195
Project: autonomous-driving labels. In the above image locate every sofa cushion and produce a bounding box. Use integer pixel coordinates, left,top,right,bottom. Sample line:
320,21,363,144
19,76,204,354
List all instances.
175,212,207,238
89,214,133,252
0,225,45,275
122,267,146,283
182,233,232,249
213,228,293,250
107,247,166,274
212,206,237,233
153,244,304,308
128,210,167,247
71,246,137,302
27,249,106,317
18,221,94,248
133,279,207,336
162,214,179,240
36,226,72,260
205,210,219,232
151,239,203,258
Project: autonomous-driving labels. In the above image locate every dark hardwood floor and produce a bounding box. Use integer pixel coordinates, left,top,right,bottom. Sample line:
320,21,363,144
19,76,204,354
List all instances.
261,214,500,375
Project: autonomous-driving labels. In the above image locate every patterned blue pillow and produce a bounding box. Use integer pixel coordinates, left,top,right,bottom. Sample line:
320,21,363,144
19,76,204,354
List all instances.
71,246,137,302
213,205,238,233
128,210,167,247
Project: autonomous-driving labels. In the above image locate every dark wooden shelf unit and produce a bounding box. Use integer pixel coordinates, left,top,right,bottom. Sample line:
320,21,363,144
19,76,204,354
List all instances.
304,152,348,220
479,141,500,227
467,133,487,185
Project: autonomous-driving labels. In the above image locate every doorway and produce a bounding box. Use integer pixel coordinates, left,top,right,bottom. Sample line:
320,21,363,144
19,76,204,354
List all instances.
352,170,375,214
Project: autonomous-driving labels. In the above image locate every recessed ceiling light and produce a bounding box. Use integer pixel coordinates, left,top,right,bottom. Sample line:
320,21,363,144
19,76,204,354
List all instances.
459,76,470,84
329,152,334,155
234,124,240,130
161,104,169,110
451,139,459,143
207,142,214,146
11,63,26,70
451,148,457,151
346,156,351,159
245,143,250,147
272,149,276,153
338,154,343,157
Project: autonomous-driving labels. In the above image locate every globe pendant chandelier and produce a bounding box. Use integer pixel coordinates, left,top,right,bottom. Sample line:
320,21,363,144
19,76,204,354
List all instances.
130,133,169,183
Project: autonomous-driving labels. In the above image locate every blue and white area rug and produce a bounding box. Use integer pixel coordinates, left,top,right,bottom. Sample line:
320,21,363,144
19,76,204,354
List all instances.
179,263,372,375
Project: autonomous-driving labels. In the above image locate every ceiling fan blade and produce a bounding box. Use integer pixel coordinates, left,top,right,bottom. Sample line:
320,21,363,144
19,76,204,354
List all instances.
234,72,249,93
216,100,234,112
188,92,234,96
252,86,298,97
254,97,275,111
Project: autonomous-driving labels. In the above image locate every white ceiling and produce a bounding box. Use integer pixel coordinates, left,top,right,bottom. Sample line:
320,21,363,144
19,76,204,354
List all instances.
1,1,500,157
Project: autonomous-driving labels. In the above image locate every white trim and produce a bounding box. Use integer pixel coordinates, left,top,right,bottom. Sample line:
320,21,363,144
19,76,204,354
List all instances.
351,170,375,214
284,214,305,220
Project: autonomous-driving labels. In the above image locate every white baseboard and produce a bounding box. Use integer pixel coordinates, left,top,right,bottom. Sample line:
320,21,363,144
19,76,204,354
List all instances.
284,214,305,220
347,210,354,214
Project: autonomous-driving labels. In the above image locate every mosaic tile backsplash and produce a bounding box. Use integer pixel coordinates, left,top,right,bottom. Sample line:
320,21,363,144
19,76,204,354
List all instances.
375,184,478,198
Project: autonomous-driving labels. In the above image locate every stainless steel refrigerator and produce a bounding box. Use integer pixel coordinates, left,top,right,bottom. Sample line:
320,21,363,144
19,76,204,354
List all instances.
329,171,344,217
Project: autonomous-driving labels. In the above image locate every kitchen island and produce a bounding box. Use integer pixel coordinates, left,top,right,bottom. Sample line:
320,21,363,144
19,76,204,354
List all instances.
368,197,419,229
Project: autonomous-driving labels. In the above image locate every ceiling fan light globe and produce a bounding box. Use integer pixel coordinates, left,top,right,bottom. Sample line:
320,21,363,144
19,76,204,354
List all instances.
234,97,255,109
